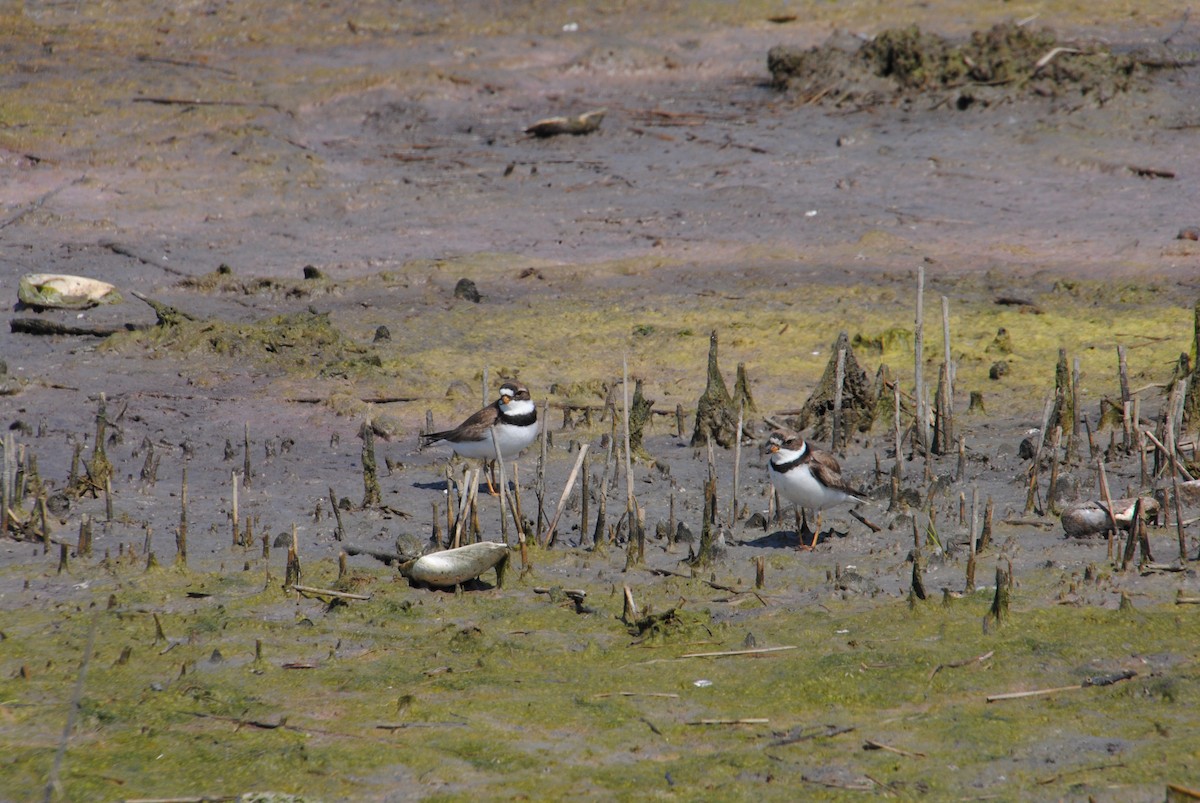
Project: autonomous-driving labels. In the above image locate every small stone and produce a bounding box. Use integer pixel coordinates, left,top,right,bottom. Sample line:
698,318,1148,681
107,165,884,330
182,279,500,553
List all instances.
373,325,391,342
989,361,1008,380
453,278,482,303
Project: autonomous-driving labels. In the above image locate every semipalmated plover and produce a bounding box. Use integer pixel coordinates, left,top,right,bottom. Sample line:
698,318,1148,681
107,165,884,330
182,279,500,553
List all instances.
765,430,865,549
421,382,539,491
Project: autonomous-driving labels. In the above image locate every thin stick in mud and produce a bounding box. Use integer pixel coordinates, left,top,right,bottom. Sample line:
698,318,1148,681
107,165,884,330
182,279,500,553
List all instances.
176,467,187,567
243,422,252,489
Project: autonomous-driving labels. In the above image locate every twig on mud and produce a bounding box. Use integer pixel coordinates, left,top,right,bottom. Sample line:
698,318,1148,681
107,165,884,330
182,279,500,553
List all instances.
679,645,797,659
688,718,769,726
985,670,1136,703
133,96,283,111
593,691,680,699
863,739,926,758
928,649,994,682
1035,760,1126,786
770,723,855,747
288,584,370,601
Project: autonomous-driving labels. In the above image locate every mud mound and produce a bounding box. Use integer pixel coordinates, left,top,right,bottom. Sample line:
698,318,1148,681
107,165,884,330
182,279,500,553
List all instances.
768,22,1152,110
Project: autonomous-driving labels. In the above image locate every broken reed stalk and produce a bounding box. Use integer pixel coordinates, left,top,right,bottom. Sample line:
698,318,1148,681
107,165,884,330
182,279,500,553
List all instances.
104,475,113,524
1142,428,1196,481
988,565,1010,626
488,426,512,546
592,438,614,550
284,523,301,589
910,517,926,601
965,486,978,592
979,496,994,552
535,401,549,539
450,468,476,549
934,363,950,454
891,383,903,509
941,295,954,451
579,453,590,545
914,265,927,454
231,470,240,548
1047,425,1062,515
730,406,744,523
1173,468,1188,563
77,514,92,559
1024,396,1054,514
360,422,381,508
1135,397,1147,488
541,444,590,547
1097,457,1120,561
431,501,442,549
511,463,526,538
622,585,638,624
622,355,636,518
243,422,252,489
832,347,845,453
1070,356,1082,463
1120,498,1143,571
328,487,345,542
1117,343,1131,411
176,467,188,567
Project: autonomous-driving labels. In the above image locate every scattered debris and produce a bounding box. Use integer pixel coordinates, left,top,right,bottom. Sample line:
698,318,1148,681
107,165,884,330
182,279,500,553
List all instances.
525,109,606,137
769,23,1169,110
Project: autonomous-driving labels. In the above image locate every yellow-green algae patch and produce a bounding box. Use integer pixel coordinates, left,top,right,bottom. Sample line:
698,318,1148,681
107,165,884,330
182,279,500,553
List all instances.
1,552,1197,800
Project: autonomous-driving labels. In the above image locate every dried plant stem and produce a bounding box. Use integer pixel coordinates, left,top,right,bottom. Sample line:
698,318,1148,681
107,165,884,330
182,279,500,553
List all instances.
489,426,512,546
914,265,927,453
1097,458,1119,561
176,467,188,566
329,487,345,542
243,422,252,489
832,348,845,453
542,444,590,547
231,470,240,548
941,295,954,450
730,406,744,522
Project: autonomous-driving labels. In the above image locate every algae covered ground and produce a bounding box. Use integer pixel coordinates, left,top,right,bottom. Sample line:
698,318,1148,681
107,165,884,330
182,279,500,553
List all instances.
2,547,1199,801
3,0,1200,801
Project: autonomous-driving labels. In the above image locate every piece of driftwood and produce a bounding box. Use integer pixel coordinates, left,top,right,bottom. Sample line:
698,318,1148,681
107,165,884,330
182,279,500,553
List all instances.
1061,497,1159,537
11,318,148,337
525,108,606,137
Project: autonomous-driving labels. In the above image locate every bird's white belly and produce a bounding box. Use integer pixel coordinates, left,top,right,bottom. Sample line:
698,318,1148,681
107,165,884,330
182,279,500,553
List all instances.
770,464,853,510
451,421,538,460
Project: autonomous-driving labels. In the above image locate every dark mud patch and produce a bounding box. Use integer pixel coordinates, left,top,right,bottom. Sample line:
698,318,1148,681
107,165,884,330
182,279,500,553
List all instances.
768,22,1186,110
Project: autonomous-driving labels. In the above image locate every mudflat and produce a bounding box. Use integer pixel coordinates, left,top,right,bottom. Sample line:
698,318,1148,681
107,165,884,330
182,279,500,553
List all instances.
2,3,1200,801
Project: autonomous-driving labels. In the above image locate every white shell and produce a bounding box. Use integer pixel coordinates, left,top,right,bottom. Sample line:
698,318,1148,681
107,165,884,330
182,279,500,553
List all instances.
1061,497,1158,538
406,542,509,586
19,273,122,309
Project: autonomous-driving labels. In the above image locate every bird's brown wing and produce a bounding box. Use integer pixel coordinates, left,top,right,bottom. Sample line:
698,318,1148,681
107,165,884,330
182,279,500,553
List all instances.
421,401,500,444
810,450,864,498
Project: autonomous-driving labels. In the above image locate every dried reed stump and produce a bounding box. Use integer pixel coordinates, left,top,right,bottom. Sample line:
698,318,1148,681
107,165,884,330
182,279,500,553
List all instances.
691,330,740,448
792,332,874,442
